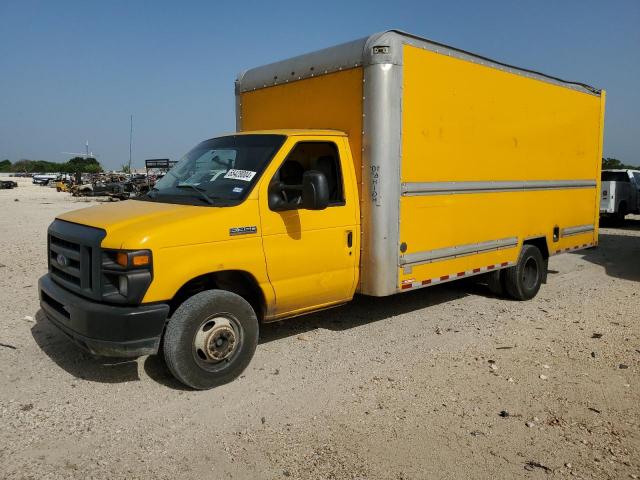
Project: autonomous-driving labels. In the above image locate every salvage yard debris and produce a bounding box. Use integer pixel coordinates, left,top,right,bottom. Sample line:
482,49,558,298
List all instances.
5,169,167,201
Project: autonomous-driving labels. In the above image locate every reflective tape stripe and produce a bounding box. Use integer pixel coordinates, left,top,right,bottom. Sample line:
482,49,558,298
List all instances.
401,180,596,196
400,243,594,292
399,261,516,291
400,237,518,267
554,242,594,254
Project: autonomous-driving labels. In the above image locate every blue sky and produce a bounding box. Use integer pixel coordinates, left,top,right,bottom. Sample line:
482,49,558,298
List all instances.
1,0,639,169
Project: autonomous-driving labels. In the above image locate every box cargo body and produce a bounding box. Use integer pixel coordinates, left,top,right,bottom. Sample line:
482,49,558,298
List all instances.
236,30,606,297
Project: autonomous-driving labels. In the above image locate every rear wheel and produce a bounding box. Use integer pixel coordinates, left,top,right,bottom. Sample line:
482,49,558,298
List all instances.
615,202,627,225
503,245,544,301
163,289,258,390
485,270,505,296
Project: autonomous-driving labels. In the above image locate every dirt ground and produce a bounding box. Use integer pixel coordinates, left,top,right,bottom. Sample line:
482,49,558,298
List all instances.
0,178,638,480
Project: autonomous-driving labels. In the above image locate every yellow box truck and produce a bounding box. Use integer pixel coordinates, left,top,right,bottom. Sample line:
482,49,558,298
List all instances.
39,30,605,389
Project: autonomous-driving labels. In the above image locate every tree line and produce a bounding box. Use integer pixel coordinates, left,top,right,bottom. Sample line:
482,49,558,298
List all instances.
601,157,638,170
0,156,636,174
0,157,103,173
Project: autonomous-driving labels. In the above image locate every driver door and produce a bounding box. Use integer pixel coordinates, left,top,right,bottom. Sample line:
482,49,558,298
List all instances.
258,137,358,318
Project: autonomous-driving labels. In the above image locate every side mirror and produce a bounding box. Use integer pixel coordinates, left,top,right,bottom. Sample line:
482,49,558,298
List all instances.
302,170,329,210
268,180,289,211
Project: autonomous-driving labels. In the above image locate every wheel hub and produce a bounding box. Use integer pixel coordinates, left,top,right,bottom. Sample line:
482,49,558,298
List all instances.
194,317,238,363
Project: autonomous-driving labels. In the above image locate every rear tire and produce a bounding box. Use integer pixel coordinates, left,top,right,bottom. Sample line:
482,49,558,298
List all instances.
615,202,627,225
503,245,544,301
485,270,505,296
163,289,258,390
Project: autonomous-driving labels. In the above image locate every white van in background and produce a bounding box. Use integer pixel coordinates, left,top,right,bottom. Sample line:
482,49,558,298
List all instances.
600,169,640,221
32,173,59,185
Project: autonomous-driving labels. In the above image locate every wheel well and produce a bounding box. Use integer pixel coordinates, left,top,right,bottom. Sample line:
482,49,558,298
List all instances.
523,237,549,259
169,271,266,321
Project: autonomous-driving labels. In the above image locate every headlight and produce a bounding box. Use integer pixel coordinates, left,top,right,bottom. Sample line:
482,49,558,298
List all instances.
115,250,151,268
101,249,153,304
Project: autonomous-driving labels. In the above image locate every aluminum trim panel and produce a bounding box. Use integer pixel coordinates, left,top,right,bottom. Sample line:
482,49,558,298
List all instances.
561,224,595,237
400,237,519,267
235,30,600,96
236,37,368,93
235,82,242,131
402,180,597,196
360,62,403,296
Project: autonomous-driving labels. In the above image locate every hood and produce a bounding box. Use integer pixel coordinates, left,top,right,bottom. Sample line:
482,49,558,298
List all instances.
57,199,261,250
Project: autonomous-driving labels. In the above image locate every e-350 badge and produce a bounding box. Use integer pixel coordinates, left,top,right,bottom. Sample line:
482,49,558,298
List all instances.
229,226,257,236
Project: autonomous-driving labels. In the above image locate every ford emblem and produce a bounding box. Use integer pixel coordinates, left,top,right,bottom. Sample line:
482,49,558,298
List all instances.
56,253,69,267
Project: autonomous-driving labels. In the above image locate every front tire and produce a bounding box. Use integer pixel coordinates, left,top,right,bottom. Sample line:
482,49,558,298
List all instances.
503,245,544,301
163,290,258,390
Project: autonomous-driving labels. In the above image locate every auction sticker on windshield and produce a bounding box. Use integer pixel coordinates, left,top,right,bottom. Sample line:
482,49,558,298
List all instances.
224,169,256,182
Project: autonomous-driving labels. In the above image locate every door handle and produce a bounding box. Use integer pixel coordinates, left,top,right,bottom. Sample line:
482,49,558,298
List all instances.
346,230,353,248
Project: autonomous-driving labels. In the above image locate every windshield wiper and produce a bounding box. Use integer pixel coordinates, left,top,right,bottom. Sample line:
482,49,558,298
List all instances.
176,184,215,205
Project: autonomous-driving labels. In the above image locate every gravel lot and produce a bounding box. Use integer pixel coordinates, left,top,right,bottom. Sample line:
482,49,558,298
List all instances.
1,178,638,479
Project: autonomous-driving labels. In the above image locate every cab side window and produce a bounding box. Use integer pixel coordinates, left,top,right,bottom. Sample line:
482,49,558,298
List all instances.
269,141,344,211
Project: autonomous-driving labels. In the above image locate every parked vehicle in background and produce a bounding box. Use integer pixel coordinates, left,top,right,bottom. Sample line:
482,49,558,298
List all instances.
600,169,640,222
32,173,59,185
71,174,134,200
39,30,605,389
55,180,71,192
0,179,18,189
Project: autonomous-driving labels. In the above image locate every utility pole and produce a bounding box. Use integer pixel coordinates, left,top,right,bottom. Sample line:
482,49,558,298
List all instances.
128,115,133,173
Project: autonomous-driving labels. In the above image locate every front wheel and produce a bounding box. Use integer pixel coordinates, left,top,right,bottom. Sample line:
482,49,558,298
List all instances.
503,245,544,301
163,290,259,390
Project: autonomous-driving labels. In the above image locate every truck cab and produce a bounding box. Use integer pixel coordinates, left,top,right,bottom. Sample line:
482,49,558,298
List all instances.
39,130,360,389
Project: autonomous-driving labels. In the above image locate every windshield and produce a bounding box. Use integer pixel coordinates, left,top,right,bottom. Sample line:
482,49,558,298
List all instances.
143,134,286,206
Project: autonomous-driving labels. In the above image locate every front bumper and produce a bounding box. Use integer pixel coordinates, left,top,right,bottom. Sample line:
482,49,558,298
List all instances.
39,274,169,357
